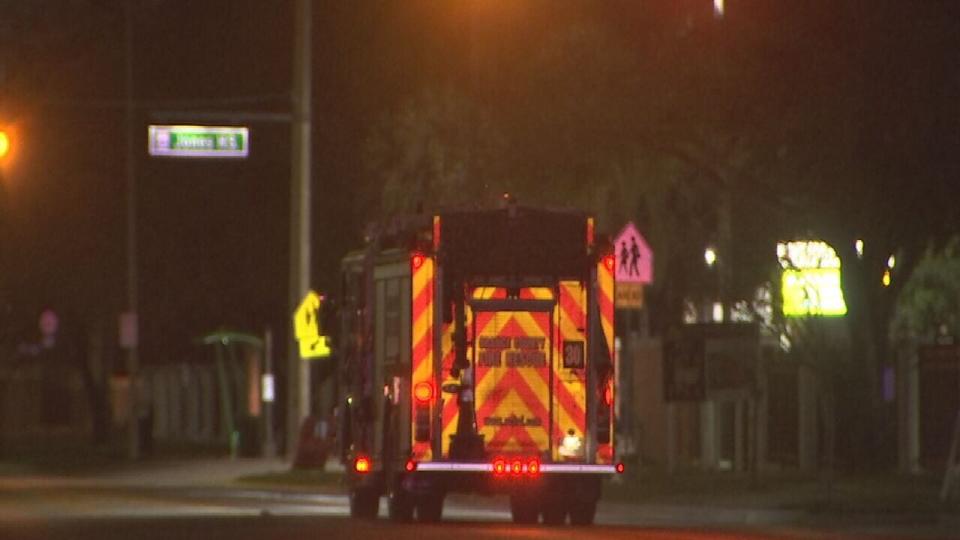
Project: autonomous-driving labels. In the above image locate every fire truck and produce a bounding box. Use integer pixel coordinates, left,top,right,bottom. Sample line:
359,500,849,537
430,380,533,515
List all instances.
337,202,620,525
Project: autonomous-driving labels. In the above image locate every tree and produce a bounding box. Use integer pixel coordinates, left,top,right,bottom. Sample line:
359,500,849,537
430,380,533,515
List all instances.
892,238,960,344
359,87,508,220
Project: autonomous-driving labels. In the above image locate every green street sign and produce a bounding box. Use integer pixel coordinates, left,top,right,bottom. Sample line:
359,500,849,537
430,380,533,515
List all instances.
148,125,249,158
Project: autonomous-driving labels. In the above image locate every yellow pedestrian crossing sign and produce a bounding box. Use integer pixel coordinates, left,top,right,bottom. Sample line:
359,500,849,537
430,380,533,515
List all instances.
293,291,331,359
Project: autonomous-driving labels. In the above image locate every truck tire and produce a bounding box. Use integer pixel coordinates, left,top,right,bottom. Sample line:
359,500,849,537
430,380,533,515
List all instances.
416,494,444,522
509,495,538,524
388,486,414,522
349,487,379,519
541,503,566,526
568,500,597,526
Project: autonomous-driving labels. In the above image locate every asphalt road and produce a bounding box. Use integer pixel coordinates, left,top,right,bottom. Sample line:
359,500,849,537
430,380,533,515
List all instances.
0,469,956,540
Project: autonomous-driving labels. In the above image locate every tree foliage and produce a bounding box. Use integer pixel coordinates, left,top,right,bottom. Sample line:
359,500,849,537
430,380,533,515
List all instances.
892,238,960,344
359,87,507,220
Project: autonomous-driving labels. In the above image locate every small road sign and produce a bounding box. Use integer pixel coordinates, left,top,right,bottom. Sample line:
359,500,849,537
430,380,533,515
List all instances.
615,282,643,309
148,125,249,158
293,291,331,359
614,222,653,285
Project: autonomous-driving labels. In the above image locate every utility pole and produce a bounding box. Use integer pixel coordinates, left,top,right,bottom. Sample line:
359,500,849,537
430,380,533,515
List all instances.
123,1,140,461
287,0,313,461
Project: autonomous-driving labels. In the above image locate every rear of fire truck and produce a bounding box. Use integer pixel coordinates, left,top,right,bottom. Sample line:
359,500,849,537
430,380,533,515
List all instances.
338,203,620,525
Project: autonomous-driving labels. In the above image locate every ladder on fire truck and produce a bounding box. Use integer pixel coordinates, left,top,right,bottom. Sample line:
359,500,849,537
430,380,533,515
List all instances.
940,409,960,502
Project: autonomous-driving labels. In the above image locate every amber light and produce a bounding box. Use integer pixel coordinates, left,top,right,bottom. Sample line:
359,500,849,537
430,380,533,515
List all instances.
511,460,523,475
0,131,9,160
411,252,426,270
603,254,615,272
405,459,417,472
604,380,614,407
354,456,372,473
493,458,506,475
414,382,433,403
527,459,540,475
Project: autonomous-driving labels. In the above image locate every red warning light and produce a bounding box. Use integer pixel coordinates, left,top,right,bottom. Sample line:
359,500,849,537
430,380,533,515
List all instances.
411,252,426,270
405,459,417,472
493,458,506,475
355,456,372,474
615,462,625,474
414,382,433,403
511,460,522,475
527,459,540,475
604,380,614,406
603,254,615,272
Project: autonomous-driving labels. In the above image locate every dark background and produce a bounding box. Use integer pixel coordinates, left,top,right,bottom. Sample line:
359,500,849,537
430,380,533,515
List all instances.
1,0,958,376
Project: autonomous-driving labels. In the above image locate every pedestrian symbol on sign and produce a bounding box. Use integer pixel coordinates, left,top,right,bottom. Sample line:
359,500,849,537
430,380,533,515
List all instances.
614,222,653,285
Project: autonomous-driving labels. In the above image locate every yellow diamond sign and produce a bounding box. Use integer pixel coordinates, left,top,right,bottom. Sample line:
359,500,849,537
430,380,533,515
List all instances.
293,290,331,359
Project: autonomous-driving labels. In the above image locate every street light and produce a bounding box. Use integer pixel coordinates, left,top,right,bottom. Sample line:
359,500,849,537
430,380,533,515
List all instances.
704,246,717,267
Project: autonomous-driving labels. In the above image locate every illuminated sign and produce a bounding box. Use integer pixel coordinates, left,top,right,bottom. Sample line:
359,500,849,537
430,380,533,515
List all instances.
148,125,249,158
778,241,847,317
293,291,331,359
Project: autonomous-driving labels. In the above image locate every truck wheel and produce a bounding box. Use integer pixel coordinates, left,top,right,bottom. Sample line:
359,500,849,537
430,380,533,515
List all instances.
416,494,444,522
569,500,597,526
541,503,566,526
388,486,414,522
349,487,379,519
509,495,538,524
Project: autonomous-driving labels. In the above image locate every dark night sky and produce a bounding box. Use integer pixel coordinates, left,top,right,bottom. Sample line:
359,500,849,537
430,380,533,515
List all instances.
1,1,958,367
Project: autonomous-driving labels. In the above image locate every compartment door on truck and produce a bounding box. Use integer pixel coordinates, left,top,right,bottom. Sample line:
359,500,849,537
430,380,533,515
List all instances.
471,287,555,456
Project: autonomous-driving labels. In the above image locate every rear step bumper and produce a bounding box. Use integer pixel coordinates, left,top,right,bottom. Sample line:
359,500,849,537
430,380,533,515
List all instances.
415,462,617,474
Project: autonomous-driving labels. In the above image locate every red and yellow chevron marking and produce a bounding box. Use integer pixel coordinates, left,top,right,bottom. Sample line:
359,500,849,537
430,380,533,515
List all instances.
474,307,552,455
552,281,588,461
439,313,470,457
597,255,616,463
411,255,435,460
470,287,554,300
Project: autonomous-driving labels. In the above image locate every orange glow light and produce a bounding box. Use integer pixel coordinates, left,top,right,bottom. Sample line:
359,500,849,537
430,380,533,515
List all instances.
0,131,9,159
511,460,522,475
414,382,433,403
411,252,425,270
527,459,540,475
354,456,372,473
603,254,615,272
493,458,506,475
604,380,614,407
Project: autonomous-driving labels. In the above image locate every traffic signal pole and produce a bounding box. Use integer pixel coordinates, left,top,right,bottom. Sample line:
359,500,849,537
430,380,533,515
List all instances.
287,0,313,461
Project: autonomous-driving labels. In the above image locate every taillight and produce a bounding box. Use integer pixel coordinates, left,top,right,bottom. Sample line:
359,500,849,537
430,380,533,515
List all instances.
599,379,613,444
603,254,615,272
492,457,540,477
411,252,425,270
615,462,625,474
355,456,372,473
405,459,417,472
414,382,433,403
